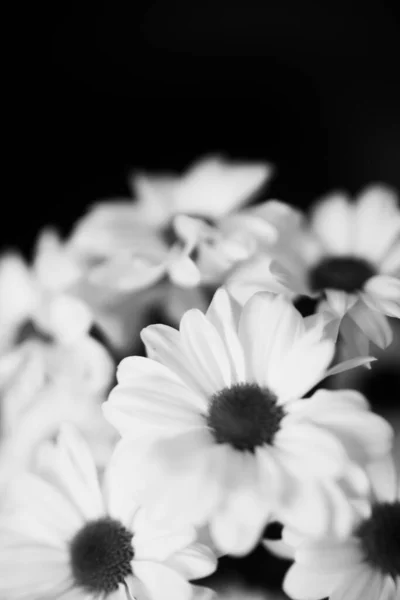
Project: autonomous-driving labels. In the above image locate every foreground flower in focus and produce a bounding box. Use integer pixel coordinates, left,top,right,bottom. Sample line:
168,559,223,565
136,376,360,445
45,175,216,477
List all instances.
283,455,400,600
0,426,217,600
228,186,400,357
69,156,271,291
104,289,391,555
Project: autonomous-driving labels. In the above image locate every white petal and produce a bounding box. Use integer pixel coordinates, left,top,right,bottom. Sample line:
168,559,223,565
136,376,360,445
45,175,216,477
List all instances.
133,515,196,563
353,185,400,263
165,543,218,580
141,324,212,399
284,560,346,599
167,253,201,288
205,288,246,382
286,389,394,464
331,566,383,600
33,229,81,290
105,358,206,439
90,253,166,291
103,438,148,527
275,422,347,477
227,254,296,306
367,454,398,503
133,561,192,600
270,328,334,402
179,309,234,392
325,290,358,317
38,425,104,521
348,300,393,348
4,474,82,547
174,156,271,218
0,253,37,335
36,294,93,342
310,193,353,255
238,292,304,389
381,238,400,274
142,429,223,527
209,450,270,556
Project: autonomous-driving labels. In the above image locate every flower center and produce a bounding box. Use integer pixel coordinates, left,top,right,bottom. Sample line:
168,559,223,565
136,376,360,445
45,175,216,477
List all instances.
309,256,376,294
161,215,216,248
207,383,284,451
356,501,400,578
15,320,53,344
70,517,134,594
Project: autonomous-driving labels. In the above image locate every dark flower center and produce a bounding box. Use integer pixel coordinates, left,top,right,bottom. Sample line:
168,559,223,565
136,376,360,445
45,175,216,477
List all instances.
160,215,216,249
15,320,53,345
70,517,134,594
309,256,376,294
356,501,400,578
207,383,284,452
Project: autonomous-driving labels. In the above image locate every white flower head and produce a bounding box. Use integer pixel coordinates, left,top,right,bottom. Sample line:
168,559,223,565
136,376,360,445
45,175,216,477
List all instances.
104,289,391,555
0,333,116,486
283,455,400,600
69,156,271,291
0,229,93,352
228,186,400,356
0,425,217,600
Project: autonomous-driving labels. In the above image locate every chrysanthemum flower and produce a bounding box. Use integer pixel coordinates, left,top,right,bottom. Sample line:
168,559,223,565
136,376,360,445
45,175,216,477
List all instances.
0,426,217,600
103,289,391,555
0,231,116,483
0,230,93,352
0,335,116,488
283,455,400,600
228,186,400,356
69,156,271,291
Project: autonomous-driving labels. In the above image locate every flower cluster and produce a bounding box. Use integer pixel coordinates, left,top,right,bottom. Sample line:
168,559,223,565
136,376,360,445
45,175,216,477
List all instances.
0,156,399,600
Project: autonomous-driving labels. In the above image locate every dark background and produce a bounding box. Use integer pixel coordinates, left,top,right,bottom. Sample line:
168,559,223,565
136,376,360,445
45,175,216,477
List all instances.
8,1,400,595
8,0,400,256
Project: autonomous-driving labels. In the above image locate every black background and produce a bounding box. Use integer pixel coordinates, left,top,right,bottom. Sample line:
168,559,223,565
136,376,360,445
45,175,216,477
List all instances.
8,0,400,256
8,1,400,594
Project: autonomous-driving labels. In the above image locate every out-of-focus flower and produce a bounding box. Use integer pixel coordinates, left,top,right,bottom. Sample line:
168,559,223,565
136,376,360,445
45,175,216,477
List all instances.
283,455,400,600
228,186,400,357
0,230,116,482
0,426,217,600
103,289,388,556
0,333,116,486
69,156,271,291
0,230,93,353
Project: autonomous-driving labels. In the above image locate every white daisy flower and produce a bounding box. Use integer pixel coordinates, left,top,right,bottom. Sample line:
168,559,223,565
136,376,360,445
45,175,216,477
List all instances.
0,333,116,487
69,156,271,291
0,425,217,600
103,289,391,555
0,229,93,353
283,455,400,600
227,186,400,355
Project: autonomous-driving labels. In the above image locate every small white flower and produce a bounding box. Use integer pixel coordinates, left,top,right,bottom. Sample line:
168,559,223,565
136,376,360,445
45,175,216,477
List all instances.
228,186,400,356
104,289,390,555
0,334,116,486
0,229,93,351
0,426,217,600
69,156,271,291
283,455,400,600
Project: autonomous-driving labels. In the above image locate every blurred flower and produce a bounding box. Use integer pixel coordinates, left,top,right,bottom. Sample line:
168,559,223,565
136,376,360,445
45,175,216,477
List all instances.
103,289,388,556
0,230,93,353
69,156,271,291
0,230,116,483
283,455,400,600
0,333,116,487
0,426,217,600
228,186,400,358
